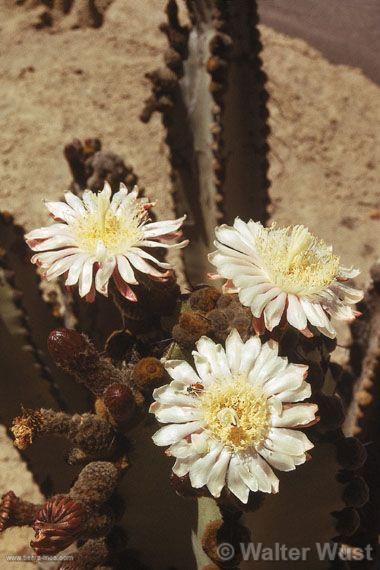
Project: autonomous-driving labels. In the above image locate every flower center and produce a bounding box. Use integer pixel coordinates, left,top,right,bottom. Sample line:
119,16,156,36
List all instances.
200,376,269,451
255,224,339,296
73,194,144,257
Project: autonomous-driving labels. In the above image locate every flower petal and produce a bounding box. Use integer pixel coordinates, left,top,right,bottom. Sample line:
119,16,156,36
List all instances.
152,421,204,446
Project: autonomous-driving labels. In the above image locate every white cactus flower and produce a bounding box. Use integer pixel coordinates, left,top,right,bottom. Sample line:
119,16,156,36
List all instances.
209,219,363,338
150,330,318,503
25,183,188,302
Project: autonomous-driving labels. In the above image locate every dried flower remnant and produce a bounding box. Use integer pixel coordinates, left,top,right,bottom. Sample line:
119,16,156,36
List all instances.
0,491,41,532
209,219,363,338
11,408,45,450
151,330,318,503
31,496,87,555
25,182,188,302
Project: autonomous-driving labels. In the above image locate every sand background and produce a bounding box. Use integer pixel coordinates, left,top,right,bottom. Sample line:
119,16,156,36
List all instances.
0,0,379,565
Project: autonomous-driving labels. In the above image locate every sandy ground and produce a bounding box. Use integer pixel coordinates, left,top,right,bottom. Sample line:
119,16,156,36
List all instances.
0,0,379,564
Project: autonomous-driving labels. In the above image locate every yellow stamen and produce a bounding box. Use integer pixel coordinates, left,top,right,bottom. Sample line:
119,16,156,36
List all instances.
72,196,145,256
255,224,339,296
200,376,269,452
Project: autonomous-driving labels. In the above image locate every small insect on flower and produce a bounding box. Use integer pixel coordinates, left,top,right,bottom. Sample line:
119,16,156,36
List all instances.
25,183,188,302
150,330,318,503
209,219,363,338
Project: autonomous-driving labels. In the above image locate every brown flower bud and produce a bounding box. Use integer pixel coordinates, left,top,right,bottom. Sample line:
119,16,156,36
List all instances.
31,496,87,555
48,329,127,396
132,357,167,394
47,329,93,370
103,383,135,423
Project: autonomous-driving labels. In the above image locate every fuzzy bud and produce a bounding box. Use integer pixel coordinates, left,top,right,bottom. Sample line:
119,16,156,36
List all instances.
132,357,167,394
173,312,212,348
189,287,221,312
70,462,119,506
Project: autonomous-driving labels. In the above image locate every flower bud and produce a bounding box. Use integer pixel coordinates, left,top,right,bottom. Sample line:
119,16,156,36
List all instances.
103,383,135,423
132,357,167,394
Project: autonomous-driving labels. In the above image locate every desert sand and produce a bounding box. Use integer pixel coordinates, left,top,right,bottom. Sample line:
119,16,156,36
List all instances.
0,0,379,565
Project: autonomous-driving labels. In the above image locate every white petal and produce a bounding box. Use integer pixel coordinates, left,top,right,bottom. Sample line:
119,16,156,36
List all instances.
82,190,98,213
266,428,314,455
28,235,77,252
143,216,186,238
152,421,203,446
300,299,329,327
339,266,360,279
45,253,81,280
249,287,282,318
95,257,116,296
191,433,211,455
65,255,87,286
239,336,262,375
207,449,231,498
262,364,305,397
26,224,72,240
78,258,95,297
227,455,250,503
153,405,203,424
189,444,223,488
248,453,279,493
116,255,138,284
287,294,307,330
165,360,201,385
215,225,256,257
195,337,231,379
264,292,287,331
333,282,363,304
248,341,283,386
192,353,213,386
225,329,244,373
173,458,193,477
152,385,197,407
130,247,171,269
45,201,77,222
259,447,299,471
239,283,272,307
127,252,164,277
64,192,86,214
271,404,318,428
279,380,312,402
168,440,195,459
